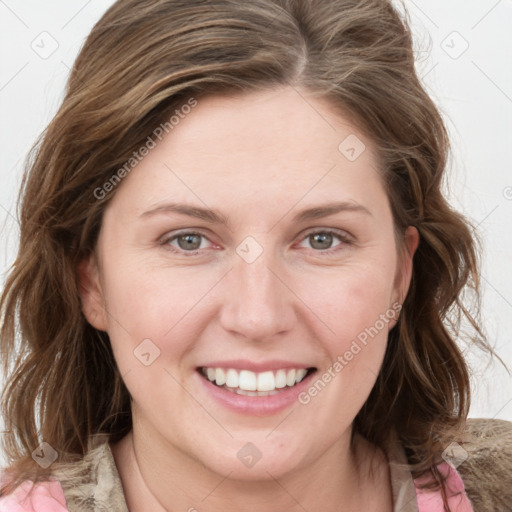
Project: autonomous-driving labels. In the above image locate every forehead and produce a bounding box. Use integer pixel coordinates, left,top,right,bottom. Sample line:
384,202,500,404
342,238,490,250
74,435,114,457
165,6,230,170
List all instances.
162,87,378,167
106,86,386,218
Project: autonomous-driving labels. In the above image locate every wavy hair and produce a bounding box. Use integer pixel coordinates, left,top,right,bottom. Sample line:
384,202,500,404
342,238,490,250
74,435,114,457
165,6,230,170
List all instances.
0,0,498,505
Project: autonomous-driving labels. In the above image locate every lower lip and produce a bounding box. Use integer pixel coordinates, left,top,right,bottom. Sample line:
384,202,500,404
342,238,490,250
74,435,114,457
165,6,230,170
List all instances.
195,369,317,416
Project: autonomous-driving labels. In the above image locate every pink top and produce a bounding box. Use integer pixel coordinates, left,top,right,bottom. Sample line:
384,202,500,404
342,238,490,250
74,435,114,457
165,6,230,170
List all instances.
0,461,474,511
414,462,474,512
0,478,67,512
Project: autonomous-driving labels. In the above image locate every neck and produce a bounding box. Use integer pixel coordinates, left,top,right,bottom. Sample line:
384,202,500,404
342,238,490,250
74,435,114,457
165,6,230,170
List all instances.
110,419,392,512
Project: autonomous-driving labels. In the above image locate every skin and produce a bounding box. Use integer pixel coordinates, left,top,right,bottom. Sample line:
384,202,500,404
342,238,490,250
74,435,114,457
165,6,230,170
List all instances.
78,86,419,511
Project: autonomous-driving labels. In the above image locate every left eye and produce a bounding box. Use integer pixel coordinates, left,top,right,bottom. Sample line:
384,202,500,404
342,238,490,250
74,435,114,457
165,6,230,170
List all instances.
298,230,347,251
163,232,211,253
160,229,349,255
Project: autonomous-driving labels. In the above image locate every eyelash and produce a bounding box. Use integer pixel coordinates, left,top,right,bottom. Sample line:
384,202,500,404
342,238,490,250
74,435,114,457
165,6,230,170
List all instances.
159,228,352,256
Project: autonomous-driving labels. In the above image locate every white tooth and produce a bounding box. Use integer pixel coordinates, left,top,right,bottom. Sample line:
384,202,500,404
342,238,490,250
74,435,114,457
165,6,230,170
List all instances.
215,368,226,386
275,369,287,388
235,388,258,396
235,388,253,396
238,370,257,391
235,388,280,396
225,369,239,388
295,369,308,383
209,367,308,391
286,369,296,387
257,371,275,391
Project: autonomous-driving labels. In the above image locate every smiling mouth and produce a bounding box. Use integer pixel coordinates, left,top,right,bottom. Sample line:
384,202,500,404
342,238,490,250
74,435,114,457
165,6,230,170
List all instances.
197,366,317,396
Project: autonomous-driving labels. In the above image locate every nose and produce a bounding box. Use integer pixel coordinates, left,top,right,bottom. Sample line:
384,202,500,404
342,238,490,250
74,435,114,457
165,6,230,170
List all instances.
218,241,296,342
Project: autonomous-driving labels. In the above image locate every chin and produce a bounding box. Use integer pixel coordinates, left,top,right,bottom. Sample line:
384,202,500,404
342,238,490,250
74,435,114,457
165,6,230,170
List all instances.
195,441,307,482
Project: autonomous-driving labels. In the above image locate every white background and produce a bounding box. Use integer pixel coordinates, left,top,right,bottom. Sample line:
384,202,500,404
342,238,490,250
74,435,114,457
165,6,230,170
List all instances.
1,0,511,467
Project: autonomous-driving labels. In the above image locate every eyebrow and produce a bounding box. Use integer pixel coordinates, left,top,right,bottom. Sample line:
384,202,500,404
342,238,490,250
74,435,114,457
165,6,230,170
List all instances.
140,201,371,224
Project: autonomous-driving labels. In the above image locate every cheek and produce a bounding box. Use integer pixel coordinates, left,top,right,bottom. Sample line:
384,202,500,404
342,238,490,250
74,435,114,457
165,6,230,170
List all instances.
97,261,191,365
299,260,397,344
295,266,395,421
99,268,200,398
102,256,204,332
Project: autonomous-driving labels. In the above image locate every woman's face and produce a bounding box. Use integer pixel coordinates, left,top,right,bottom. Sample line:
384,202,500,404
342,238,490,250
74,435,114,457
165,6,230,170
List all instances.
79,86,418,479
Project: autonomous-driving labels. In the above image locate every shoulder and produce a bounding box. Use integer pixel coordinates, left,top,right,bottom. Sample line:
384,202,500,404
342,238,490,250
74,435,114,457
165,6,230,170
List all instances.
0,433,124,512
456,418,512,512
49,436,128,512
0,478,68,512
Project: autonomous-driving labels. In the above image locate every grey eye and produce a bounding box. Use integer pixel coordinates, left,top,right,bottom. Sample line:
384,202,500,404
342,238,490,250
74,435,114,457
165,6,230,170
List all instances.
308,232,336,250
176,233,203,251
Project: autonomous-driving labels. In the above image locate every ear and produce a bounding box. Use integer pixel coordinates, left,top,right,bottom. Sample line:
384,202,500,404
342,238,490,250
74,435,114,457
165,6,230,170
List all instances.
389,226,419,329
76,252,108,331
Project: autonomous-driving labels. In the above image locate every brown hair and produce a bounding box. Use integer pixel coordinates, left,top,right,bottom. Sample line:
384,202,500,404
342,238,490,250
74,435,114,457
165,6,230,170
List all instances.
0,0,499,505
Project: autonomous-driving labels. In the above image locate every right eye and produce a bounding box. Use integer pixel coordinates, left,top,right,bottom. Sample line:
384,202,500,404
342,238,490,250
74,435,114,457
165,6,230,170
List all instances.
160,231,214,255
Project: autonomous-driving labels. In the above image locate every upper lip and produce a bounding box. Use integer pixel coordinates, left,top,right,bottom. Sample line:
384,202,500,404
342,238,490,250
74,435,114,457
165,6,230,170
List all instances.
197,359,316,372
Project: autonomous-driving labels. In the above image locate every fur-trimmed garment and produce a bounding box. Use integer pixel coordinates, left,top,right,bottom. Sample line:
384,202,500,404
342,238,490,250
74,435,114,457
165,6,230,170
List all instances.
0,418,510,511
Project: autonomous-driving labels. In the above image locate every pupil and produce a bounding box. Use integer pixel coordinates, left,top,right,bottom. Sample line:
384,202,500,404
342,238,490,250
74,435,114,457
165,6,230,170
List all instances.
179,234,200,250
311,233,331,249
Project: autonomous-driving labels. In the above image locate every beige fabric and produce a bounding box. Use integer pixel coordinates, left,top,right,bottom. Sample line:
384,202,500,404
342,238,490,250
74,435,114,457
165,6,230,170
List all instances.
455,418,512,512
52,433,128,512
52,419,512,512
385,430,420,512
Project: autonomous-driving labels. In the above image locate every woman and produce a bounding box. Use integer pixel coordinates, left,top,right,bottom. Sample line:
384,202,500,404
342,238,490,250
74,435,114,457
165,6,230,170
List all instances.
1,0,511,511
